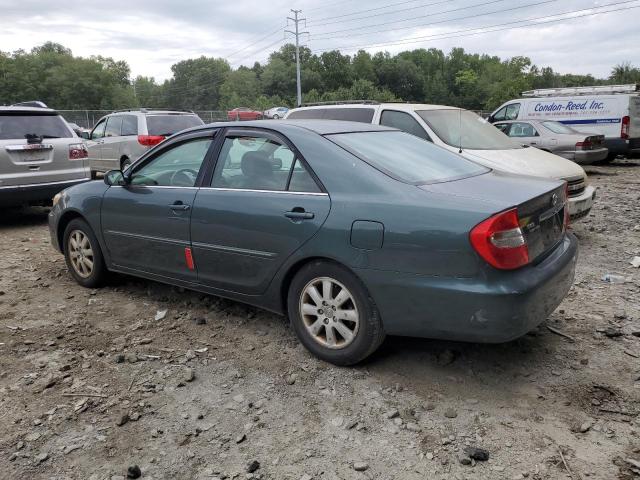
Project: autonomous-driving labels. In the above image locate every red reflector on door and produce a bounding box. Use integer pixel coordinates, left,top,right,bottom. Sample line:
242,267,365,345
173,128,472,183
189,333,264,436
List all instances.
184,247,195,270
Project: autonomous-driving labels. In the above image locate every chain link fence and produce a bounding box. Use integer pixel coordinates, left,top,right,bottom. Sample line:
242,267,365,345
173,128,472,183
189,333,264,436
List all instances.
58,110,228,129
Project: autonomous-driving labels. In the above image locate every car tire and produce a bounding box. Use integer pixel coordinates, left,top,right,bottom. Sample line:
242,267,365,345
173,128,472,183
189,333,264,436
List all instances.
63,218,108,288
287,260,385,365
273,114,279,119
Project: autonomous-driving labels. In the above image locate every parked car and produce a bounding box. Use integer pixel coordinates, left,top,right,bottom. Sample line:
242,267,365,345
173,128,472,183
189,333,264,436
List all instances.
0,103,89,207
84,109,203,177
488,84,640,159
286,103,595,221
493,119,608,164
49,120,577,365
227,107,263,121
263,106,289,119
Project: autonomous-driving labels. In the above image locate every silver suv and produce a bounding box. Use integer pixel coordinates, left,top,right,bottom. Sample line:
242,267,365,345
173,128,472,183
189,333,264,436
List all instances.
84,109,204,176
0,104,90,207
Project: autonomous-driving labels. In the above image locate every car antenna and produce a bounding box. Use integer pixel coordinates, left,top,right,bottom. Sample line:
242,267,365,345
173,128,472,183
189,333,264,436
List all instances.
458,108,462,154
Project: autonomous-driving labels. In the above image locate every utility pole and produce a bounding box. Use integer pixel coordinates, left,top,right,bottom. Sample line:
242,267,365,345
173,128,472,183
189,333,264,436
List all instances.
286,9,307,107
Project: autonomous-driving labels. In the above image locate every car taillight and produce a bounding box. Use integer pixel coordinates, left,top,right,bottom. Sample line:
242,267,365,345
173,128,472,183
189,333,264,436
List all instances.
575,140,592,150
137,135,165,146
621,115,630,139
68,143,88,160
470,208,529,270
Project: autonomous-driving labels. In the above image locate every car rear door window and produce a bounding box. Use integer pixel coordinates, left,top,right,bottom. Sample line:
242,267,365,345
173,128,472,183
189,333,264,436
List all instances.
287,108,374,123
0,112,72,139
494,123,511,134
104,117,123,137
146,115,203,136
380,110,432,141
130,138,212,187
211,134,319,192
121,115,138,136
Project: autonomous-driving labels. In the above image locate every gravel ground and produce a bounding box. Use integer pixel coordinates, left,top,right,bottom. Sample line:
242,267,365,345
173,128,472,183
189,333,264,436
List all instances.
1,159,639,480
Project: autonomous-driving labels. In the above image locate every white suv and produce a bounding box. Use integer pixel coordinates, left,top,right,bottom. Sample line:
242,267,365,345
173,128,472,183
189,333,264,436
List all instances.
84,109,204,177
286,103,596,220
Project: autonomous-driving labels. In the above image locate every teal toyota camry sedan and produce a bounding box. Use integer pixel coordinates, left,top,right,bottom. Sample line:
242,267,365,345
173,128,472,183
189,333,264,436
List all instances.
49,120,577,365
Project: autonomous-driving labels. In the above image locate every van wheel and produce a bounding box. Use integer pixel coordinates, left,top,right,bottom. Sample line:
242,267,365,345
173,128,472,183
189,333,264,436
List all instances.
287,261,385,365
63,218,107,288
121,157,132,171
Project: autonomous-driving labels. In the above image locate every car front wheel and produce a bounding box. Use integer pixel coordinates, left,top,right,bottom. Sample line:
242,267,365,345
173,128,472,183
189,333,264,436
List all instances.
63,218,107,288
287,261,385,365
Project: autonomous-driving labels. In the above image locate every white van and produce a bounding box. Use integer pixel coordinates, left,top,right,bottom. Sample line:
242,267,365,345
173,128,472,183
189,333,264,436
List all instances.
285,102,595,220
488,84,640,159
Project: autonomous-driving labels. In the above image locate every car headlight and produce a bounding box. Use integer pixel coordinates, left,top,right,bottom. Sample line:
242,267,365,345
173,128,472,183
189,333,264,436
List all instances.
52,192,62,207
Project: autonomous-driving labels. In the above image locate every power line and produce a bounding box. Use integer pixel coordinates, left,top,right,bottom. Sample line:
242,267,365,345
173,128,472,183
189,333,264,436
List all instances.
230,36,286,67
307,0,452,26
303,0,360,13
225,25,285,59
310,0,548,38
310,1,640,53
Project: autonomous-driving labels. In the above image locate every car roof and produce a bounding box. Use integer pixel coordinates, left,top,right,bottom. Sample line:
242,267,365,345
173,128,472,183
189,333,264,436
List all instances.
109,110,196,116
185,119,397,136
292,103,462,112
0,105,59,114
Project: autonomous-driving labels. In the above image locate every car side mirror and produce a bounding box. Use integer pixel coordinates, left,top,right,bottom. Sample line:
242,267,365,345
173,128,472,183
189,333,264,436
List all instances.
104,169,127,186
81,131,90,140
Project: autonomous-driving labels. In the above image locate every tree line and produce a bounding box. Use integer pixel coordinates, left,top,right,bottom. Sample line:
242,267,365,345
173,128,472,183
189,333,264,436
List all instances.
1,41,639,113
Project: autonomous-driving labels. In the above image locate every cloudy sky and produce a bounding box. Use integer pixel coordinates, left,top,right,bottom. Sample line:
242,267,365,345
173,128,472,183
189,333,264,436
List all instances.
1,0,638,80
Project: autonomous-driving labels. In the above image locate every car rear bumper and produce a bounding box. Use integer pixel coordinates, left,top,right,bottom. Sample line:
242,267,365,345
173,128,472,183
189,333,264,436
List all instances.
567,184,595,221
572,147,609,165
356,233,578,342
0,178,89,206
604,137,639,156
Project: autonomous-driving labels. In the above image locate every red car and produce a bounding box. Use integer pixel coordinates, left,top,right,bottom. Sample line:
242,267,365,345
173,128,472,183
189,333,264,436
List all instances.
227,107,263,121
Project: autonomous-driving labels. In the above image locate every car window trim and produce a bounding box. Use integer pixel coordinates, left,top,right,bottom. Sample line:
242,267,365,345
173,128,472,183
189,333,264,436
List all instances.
125,129,220,189
204,126,326,194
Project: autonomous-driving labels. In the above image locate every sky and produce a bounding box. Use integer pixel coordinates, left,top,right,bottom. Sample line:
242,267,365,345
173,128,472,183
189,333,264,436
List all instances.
0,0,638,81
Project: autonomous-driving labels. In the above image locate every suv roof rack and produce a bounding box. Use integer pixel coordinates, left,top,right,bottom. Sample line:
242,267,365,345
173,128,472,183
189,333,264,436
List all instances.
111,108,195,114
11,101,48,108
301,100,380,107
521,84,639,97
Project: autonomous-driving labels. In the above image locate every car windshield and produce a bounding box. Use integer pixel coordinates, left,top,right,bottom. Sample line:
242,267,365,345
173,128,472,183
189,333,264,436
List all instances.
541,121,576,134
0,113,73,140
327,131,488,184
146,114,203,136
417,109,521,150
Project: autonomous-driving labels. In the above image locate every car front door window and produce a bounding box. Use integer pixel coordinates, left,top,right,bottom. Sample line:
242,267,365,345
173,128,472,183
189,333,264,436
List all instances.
508,122,538,138
91,119,106,139
505,103,521,120
380,110,432,141
130,138,212,187
104,117,123,138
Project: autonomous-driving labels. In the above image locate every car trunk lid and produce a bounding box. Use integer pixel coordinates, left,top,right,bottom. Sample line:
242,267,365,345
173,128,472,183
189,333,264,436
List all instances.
422,170,566,263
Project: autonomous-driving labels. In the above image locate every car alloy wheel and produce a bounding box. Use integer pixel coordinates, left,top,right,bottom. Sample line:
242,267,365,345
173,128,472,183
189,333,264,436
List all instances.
299,276,360,349
67,229,94,278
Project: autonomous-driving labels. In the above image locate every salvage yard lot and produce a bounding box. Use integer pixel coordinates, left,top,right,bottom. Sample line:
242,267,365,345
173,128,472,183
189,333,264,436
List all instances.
1,161,639,480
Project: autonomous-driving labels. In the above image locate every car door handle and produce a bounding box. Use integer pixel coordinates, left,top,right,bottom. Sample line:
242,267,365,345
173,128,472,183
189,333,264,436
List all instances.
169,203,190,211
285,210,314,220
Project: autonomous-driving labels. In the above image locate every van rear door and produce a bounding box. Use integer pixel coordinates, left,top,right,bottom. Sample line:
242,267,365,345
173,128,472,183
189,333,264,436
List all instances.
0,110,87,188
628,95,640,139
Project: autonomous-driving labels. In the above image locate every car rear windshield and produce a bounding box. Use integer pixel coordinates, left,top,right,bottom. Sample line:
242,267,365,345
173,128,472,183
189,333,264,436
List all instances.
541,121,575,134
0,112,73,140
328,131,488,184
417,109,521,150
146,114,203,136
287,108,375,123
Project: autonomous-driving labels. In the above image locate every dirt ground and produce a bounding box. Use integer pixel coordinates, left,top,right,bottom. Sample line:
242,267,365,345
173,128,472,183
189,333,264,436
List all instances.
1,159,640,480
